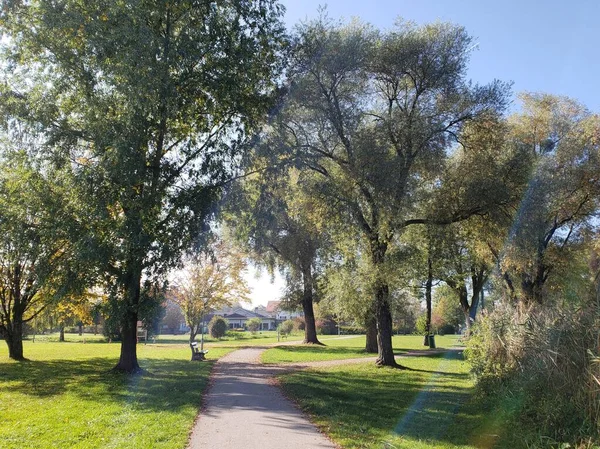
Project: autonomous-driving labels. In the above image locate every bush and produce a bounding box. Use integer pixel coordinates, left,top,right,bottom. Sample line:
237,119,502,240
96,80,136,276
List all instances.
278,319,294,337
246,317,262,334
465,302,600,445
208,316,228,339
315,318,337,335
339,324,365,335
293,316,305,331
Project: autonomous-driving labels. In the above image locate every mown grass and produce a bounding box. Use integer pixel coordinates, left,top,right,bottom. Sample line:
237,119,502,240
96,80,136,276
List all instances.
262,334,462,363
277,351,511,449
0,341,233,449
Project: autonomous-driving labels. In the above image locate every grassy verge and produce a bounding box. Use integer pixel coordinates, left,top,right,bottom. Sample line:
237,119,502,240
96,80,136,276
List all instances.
0,341,232,449
262,334,462,363
276,351,509,449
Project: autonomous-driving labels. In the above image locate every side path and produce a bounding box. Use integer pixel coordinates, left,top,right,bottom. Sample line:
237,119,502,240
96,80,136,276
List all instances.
187,347,337,449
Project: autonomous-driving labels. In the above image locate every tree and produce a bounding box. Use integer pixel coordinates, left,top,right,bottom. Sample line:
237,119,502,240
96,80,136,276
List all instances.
54,291,99,341
161,300,185,334
227,167,326,345
278,319,294,337
209,316,228,339
0,151,79,359
1,0,286,371
172,239,249,344
270,18,509,366
499,93,600,308
431,285,464,334
246,317,262,333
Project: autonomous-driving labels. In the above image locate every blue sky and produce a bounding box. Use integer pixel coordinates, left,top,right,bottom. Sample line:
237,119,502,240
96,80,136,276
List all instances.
282,0,600,113
247,0,600,306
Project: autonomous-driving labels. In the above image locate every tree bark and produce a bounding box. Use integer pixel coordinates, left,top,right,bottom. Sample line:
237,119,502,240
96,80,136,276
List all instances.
374,283,399,367
425,255,433,338
5,320,25,360
365,314,378,353
301,265,322,345
369,238,400,367
59,324,65,342
113,266,142,373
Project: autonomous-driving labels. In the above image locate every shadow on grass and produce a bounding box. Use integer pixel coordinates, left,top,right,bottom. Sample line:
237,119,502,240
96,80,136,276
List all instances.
279,351,485,448
0,357,214,413
270,345,368,356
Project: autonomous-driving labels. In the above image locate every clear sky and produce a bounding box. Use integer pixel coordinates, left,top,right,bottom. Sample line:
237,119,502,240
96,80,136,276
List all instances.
282,0,600,112
246,0,600,307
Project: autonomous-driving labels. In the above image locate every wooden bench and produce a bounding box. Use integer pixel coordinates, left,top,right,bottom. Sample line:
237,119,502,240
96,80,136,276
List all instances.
190,342,208,361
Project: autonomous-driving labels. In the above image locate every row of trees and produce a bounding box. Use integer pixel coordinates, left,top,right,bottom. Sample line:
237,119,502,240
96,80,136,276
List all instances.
0,0,287,371
1,3,598,388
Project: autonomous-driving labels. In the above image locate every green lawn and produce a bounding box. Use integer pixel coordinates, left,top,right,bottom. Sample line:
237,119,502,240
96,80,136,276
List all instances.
276,351,508,449
0,341,232,449
262,334,462,363
32,330,300,346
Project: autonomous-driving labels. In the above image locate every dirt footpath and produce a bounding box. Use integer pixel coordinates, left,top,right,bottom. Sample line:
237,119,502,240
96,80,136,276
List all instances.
187,347,337,449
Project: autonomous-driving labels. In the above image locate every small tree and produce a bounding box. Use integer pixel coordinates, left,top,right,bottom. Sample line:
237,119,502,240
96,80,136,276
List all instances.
209,316,228,340
246,317,262,334
278,319,295,338
172,239,250,344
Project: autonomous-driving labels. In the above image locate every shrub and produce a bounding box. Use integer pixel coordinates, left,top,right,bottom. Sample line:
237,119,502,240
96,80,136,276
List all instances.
278,319,294,337
246,317,262,334
293,316,305,331
208,316,228,339
465,302,600,445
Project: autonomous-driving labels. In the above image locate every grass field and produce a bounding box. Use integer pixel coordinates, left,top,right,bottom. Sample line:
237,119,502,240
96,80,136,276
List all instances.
276,351,510,449
0,341,233,449
30,329,301,346
262,334,462,363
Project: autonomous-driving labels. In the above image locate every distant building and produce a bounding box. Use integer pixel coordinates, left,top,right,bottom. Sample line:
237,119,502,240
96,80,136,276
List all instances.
265,301,303,321
159,301,304,334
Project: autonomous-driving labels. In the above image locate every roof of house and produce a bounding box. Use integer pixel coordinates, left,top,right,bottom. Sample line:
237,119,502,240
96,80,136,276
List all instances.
224,313,248,319
265,301,281,313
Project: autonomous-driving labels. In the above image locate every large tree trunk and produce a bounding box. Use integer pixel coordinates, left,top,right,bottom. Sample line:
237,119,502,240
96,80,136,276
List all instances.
365,315,378,353
5,320,25,360
1,304,25,361
301,265,322,345
59,324,65,342
7,334,24,360
369,238,400,367
425,256,433,337
374,283,399,367
114,267,142,373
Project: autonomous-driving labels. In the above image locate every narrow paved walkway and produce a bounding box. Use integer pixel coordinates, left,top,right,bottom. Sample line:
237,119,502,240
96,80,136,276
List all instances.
187,347,337,449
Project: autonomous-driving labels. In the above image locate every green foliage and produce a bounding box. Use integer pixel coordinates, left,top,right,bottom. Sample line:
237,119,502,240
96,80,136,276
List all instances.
465,302,600,445
0,150,82,358
415,314,428,336
208,316,228,340
271,16,511,364
1,0,287,369
432,285,464,334
246,317,262,334
172,239,250,341
278,319,295,337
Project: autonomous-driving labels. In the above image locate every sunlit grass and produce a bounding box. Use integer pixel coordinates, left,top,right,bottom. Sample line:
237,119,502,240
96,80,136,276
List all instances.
262,334,463,363
277,351,509,449
0,341,233,449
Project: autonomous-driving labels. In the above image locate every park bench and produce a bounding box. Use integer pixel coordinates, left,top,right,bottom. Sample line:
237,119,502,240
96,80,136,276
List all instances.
190,342,208,361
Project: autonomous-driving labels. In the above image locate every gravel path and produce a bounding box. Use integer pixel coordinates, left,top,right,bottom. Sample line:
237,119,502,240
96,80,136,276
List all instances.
187,347,337,449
